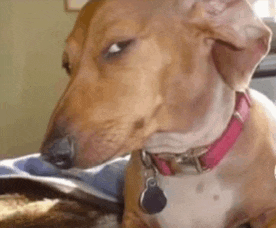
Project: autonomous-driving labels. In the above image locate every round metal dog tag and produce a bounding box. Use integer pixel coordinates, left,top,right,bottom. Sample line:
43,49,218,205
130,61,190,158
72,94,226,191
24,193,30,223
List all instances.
140,177,167,214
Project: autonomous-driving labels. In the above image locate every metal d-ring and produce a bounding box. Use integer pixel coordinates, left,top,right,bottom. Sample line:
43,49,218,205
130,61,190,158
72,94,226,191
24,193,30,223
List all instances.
141,150,153,169
141,150,159,177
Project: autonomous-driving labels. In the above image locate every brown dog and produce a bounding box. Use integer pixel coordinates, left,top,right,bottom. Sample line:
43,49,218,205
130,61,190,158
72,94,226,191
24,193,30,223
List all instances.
41,0,276,227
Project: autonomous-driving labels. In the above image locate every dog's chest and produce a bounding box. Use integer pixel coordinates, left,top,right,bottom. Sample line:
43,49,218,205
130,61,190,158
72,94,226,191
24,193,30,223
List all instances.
155,171,236,228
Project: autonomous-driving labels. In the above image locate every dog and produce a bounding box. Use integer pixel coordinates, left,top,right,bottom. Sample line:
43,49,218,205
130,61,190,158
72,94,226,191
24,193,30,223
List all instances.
40,0,276,227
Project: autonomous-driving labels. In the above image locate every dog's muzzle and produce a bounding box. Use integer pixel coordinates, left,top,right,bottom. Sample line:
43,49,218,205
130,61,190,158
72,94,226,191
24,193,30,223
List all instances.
42,136,75,169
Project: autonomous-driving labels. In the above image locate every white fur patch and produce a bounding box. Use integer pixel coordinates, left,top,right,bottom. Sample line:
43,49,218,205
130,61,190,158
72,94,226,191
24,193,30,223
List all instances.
156,170,236,228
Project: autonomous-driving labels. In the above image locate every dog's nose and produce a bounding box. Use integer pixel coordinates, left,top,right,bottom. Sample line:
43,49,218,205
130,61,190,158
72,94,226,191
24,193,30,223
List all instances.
42,136,75,169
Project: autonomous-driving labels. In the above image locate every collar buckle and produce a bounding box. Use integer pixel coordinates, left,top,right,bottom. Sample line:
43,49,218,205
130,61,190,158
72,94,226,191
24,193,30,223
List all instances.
178,147,210,174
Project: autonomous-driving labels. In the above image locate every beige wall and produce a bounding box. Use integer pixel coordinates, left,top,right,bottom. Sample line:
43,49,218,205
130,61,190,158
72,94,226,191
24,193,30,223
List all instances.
0,0,77,158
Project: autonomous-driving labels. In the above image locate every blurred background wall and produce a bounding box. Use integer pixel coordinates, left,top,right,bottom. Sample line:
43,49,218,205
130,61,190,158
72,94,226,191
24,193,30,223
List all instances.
0,0,77,158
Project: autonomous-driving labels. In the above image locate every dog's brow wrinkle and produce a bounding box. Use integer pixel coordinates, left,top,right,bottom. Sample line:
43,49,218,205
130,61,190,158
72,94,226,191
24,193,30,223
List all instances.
133,118,145,130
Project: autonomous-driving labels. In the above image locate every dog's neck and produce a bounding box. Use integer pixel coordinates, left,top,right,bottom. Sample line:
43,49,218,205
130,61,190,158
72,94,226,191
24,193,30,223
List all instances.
144,80,236,154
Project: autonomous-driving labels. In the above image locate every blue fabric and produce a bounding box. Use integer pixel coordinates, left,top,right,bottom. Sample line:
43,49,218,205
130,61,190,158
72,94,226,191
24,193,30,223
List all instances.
0,153,130,203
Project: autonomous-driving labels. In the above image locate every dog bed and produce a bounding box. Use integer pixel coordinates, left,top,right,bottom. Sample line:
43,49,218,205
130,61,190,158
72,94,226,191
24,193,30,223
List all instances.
0,153,129,227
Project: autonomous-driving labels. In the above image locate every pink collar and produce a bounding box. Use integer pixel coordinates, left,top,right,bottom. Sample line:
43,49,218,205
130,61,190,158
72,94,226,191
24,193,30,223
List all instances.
150,92,252,176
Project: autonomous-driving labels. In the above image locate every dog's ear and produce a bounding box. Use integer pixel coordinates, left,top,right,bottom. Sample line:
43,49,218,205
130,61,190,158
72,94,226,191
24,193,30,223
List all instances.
188,0,271,91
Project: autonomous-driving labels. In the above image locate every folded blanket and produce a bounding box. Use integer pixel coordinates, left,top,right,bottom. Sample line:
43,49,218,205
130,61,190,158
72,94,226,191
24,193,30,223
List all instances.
0,153,130,207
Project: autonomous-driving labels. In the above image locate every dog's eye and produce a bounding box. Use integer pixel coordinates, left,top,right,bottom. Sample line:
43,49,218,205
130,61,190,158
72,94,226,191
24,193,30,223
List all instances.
105,40,134,58
62,52,72,75
62,61,71,75
62,62,71,75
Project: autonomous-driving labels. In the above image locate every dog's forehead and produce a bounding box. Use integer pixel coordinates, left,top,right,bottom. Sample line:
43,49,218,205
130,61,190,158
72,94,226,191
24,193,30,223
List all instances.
66,0,254,39
65,0,174,54
69,0,163,37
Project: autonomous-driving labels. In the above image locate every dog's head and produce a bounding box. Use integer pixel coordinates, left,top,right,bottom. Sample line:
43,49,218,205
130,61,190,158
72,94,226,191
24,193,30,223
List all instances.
40,0,271,168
